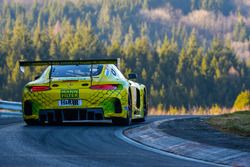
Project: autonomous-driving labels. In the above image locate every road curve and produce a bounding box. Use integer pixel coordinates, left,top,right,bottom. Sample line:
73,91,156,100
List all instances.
0,116,216,167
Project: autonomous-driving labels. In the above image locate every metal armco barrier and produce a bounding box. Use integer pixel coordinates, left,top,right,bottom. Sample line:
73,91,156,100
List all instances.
0,100,22,111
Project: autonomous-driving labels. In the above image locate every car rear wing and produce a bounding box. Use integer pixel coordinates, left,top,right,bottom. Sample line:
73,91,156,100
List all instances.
19,58,121,86
19,59,120,68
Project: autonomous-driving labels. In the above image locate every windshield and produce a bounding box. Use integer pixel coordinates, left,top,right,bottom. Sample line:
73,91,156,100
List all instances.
51,65,103,78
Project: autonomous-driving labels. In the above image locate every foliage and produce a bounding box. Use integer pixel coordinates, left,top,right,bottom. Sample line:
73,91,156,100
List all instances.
0,0,250,109
233,90,250,110
148,106,231,115
208,110,250,136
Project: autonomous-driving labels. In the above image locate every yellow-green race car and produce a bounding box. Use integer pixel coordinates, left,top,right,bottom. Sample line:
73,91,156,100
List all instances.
19,59,148,126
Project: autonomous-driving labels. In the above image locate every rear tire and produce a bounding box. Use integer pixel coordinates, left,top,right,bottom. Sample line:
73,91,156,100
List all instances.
134,117,145,123
24,119,40,126
122,90,132,126
112,111,132,126
112,91,132,126
112,118,120,125
121,109,132,126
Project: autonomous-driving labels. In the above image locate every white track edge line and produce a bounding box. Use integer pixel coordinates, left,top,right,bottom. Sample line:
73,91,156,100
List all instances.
115,126,230,167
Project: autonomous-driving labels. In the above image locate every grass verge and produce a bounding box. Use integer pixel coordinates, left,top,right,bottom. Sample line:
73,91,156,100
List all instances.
208,111,250,137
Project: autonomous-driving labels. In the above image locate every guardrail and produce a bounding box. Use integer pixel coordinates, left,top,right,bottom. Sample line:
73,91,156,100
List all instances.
0,100,22,111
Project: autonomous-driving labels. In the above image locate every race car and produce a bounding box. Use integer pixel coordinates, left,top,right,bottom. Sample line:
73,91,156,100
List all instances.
19,59,148,126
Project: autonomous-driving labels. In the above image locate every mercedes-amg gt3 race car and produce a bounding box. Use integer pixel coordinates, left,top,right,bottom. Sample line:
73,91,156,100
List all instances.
19,59,148,126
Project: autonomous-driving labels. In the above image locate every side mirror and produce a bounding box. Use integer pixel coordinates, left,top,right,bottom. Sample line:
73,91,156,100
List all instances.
34,75,41,80
20,66,25,73
128,73,137,80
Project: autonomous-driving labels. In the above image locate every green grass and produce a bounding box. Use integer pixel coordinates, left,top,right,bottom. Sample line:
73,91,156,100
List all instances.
208,111,250,137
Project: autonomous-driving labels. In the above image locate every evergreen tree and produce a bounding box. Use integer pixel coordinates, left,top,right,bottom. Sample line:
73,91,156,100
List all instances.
0,0,249,108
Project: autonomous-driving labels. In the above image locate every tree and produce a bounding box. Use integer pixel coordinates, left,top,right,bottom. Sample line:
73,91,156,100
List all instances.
233,90,250,110
124,25,134,47
0,0,249,108
111,15,122,44
97,0,111,31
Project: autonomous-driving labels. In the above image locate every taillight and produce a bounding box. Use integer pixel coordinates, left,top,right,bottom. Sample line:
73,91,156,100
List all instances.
90,84,117,90
30,86,50,92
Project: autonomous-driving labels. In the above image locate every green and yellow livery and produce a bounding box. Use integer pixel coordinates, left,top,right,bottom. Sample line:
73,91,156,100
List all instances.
19,59,148,126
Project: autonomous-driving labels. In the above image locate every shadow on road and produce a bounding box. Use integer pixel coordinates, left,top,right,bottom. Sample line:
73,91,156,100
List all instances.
23,121,145,128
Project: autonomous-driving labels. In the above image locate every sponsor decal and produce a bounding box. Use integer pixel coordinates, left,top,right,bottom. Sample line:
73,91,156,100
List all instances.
105,69,110,76
61,89,79,99
124,106,129,111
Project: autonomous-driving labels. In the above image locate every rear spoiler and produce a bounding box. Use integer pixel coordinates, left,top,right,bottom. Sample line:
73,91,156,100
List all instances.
19,58,121,86
19,59,120,68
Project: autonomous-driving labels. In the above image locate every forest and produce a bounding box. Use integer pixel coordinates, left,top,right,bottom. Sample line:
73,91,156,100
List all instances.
0,0,250,110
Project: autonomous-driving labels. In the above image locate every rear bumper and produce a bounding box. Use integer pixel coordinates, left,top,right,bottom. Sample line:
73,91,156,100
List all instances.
39,108,105,123
23,105,128,121
22,88,129,120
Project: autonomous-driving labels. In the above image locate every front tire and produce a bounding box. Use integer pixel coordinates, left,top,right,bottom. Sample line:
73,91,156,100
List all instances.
135,92,147,123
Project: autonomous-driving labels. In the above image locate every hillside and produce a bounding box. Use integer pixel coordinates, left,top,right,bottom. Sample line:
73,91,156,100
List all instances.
1,0,249,60
0,0,249,109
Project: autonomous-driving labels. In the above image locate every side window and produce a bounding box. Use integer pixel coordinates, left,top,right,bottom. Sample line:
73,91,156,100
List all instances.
112,65,125,79
41,66,51,79
111,68,116,76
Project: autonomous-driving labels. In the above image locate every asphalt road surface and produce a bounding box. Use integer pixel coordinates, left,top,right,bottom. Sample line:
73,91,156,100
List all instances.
0,116,217,167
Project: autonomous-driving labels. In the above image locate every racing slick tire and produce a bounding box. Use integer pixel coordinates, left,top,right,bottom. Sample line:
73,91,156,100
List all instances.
112,110,132,126
24,119,40,126
134,93,147,123
112,91,132,126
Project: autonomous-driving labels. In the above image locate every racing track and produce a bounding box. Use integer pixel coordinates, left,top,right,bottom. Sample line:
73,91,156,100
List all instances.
0,116,218,167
